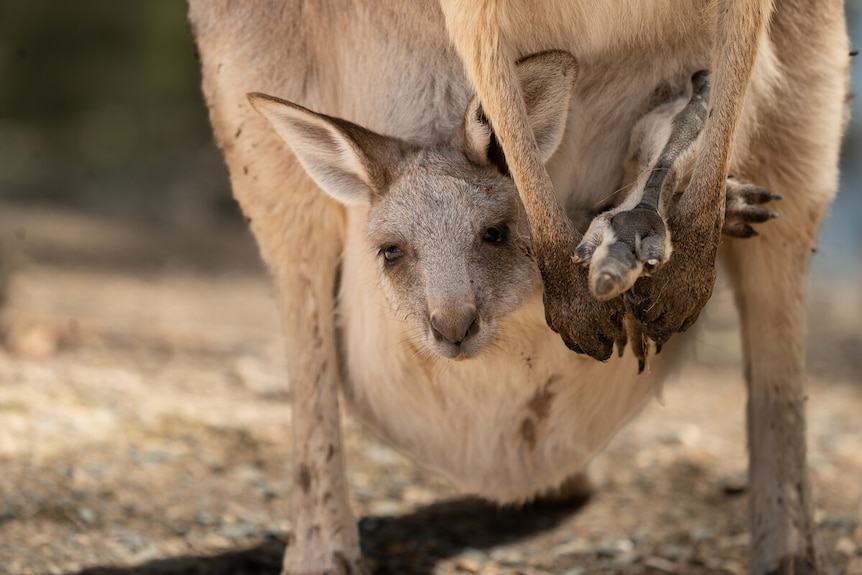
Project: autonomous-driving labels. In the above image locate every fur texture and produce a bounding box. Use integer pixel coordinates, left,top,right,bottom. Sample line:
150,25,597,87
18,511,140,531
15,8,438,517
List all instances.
187,1,851,574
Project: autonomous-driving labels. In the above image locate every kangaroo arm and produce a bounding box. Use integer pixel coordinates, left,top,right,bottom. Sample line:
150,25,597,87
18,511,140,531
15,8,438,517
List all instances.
440,0,626,360
625,0,776,347
440,0,579,253
681,0,774,226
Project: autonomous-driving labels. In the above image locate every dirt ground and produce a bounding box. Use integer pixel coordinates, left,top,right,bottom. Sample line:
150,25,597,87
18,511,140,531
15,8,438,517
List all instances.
0,203,860,575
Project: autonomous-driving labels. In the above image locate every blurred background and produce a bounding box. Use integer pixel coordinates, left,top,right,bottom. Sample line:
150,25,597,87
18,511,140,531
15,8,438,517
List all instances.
0,1,859,292
0,2,230,231
0,3,859,574
0,1,858,368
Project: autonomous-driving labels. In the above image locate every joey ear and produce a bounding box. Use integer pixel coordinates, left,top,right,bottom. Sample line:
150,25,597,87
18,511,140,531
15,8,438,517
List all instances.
462,50,577,167
248,93,406,205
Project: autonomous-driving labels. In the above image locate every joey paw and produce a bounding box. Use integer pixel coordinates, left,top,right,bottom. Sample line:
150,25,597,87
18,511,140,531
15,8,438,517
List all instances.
576,205,670,301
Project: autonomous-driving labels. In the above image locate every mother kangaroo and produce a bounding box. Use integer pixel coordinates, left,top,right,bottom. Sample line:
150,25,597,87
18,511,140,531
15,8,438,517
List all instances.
187,2,851,574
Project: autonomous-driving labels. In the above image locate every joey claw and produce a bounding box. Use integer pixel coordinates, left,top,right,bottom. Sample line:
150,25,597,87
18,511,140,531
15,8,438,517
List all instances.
573,243,593,265
724,176,781,238
724,223,758,239
574,213,612,266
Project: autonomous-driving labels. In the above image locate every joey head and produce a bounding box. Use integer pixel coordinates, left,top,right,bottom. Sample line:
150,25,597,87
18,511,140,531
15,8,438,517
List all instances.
249,52,577,360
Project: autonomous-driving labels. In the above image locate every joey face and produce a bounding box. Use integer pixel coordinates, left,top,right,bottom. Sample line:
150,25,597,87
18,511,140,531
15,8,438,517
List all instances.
366,148,540,360
248,51,576,361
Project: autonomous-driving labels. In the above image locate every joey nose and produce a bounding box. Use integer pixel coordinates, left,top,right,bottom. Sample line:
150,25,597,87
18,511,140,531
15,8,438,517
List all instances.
430,304,478,345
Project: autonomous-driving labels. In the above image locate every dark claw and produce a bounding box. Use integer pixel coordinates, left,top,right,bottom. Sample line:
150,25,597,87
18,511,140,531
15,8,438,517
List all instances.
574,244,592,264
740,205,778,224
637,358,645,374
655,342,663,355
738,186,782,205
724,224,758,238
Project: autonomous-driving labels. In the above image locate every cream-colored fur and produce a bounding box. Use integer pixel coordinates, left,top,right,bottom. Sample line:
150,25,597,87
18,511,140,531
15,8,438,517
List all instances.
187,1,851,574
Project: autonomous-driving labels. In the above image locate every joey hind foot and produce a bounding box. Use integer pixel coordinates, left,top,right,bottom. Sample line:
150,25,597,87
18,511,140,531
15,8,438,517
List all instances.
724,174,781,238
576,174,779,312
575,72,712,303
575,204,670,301
612,175,778,371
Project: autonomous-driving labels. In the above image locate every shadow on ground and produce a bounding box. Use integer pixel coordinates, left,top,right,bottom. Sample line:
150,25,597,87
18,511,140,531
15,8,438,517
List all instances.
71,496,588,575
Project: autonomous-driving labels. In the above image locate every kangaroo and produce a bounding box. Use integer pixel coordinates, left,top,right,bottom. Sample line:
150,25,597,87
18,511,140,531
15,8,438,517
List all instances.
186,2,851,574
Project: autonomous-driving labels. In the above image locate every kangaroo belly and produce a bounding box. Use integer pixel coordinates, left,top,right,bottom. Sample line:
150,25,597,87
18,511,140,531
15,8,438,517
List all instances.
337,212,686,503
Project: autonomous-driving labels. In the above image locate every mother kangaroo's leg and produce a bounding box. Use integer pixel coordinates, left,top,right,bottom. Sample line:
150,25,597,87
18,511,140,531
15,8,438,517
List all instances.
721,2,850,573
188,4,362,574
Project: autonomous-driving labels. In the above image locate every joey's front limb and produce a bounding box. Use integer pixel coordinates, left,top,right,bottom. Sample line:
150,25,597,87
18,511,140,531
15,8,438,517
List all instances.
575,71,711,301
612,173,779,372
622,0,772,350
623,174,781,348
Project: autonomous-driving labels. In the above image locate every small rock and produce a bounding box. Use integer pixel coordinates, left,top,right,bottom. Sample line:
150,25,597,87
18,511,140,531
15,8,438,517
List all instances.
835,536,858,556
5,322,58,358
657,543,688,561
552,538,590,556
217,523,258,540
401,485,435,505
196,510,214,525
604,550,640,570
719,559,746,575
643,556,677,573
454,555,481,573
489,547,524,566
691,526,716,541
76,507,95,525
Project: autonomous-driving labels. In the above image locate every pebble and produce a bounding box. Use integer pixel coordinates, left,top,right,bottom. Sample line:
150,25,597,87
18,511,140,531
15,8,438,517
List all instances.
835,536,858,556
76,507,95,525
657,543,688,561
604,550,640,570
217,523,258,540
489,547,525,566
691,526,716,541
643,555,677,573
454,555,481,573
552,538,591,556
719,559,746,575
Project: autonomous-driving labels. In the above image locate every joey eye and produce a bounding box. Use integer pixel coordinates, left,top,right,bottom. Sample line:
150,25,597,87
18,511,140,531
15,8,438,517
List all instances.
380,245,404,264
483,225,508,244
